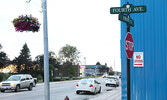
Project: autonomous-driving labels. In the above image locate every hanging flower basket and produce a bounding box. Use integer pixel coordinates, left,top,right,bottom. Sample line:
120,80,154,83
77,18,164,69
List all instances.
12,15,41,32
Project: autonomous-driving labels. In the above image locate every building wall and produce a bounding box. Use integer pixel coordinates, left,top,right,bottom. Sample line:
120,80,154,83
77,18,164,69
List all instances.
80,65,109,77
121,0,167,100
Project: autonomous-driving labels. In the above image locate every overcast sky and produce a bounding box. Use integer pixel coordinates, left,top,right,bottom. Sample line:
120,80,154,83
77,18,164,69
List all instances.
0,0,121,71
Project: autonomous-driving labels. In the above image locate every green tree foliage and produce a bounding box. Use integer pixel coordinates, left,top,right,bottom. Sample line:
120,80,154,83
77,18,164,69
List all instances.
57,44,80,77
0,44,10,68
57,61,79,77
109,71,114,75
96,62,101,65
98,65,109,74
34,51,60,81
33,55,44,80
58,44,80,65
35,51,59,68
12,43,32,73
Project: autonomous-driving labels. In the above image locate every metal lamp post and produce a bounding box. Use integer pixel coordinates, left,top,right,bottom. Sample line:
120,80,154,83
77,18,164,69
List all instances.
42,0,50,100
25,0,50,99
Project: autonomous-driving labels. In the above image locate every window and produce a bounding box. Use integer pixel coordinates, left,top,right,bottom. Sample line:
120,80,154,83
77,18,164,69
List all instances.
26,77,29,80
7,76,21,81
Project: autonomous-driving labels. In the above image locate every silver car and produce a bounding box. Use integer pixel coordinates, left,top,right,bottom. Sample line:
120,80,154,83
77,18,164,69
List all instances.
0,74,34,92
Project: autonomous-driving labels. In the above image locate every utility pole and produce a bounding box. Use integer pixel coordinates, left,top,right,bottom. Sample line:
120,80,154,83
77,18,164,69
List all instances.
26,0,50,99
114,59,115,75
84,57,86,65
42,0,50,100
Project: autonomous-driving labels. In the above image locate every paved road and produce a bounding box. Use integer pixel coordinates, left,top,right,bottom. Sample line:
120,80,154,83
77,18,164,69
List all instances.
0,77,121,100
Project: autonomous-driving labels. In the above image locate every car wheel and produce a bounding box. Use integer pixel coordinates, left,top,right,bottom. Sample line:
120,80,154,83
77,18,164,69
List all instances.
28,84,33,91
98,87,101,93
15,85,20,92
76,91,80,94
1,90,5,92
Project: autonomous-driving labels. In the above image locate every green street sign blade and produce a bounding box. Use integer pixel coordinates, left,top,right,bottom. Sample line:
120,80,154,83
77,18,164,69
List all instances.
110,4,146,14
119,14,134,27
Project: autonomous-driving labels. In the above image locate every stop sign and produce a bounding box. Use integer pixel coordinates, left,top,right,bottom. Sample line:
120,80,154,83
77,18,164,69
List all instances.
125,32,134,59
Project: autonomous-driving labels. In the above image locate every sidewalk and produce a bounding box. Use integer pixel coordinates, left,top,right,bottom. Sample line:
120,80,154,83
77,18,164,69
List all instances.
89,87,121,100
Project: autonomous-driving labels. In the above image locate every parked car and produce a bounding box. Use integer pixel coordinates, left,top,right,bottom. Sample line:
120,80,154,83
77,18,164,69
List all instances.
0,74,35,92
119,74,121,78
76,78,101,94
105,76,119,87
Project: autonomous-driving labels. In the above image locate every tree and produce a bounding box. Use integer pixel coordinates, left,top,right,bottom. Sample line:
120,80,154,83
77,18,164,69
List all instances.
58,45,80,77
0,44,10,68
35,51,59,68
13,43,32,73
96,62,101,65
0,52,10,68
109,70,114,75
98,65,109,74
58,44,80,65
34,51,60,81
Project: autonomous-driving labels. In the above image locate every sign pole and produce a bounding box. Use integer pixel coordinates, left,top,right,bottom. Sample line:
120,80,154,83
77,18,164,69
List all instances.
127,24,131,100
126,2,131,99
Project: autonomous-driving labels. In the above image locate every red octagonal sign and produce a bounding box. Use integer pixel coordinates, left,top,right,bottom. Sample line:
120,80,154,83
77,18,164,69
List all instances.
125,32,134,59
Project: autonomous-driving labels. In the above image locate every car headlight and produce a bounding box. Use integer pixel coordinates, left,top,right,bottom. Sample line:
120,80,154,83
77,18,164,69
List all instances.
10,83,15,87
0,83,2,87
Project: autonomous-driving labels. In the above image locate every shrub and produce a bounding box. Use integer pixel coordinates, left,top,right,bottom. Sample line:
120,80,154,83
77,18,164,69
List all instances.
37,74,43,82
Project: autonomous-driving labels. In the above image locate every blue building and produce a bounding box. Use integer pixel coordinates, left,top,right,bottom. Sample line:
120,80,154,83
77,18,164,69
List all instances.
121,0,167,100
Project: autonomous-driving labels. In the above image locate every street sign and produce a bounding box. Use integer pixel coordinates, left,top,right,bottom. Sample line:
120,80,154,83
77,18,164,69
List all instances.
133,52,144,67
119,14,134,27
110,4,146,14
125,32,134,59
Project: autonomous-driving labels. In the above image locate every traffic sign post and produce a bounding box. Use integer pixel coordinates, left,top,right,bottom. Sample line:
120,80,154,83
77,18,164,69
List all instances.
110,4,146,14
119,14,134,27
126,25,131,100
110,2,146,100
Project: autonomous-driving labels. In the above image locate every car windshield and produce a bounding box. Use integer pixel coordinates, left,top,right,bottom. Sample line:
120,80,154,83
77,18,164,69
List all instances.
80,79,93,83
108,77,116,79
7,76,21,81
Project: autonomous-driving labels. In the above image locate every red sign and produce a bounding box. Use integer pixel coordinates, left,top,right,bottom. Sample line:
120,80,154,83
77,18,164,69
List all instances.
125,32,134,59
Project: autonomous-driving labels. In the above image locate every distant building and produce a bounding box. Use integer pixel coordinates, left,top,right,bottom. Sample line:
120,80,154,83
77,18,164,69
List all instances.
79,65,109,77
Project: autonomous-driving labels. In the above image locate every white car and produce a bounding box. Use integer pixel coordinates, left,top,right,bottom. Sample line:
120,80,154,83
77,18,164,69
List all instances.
76,78,101,94
105,76,119,87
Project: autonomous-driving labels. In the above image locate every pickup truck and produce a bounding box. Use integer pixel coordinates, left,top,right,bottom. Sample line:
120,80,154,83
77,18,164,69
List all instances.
0,74,35,92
